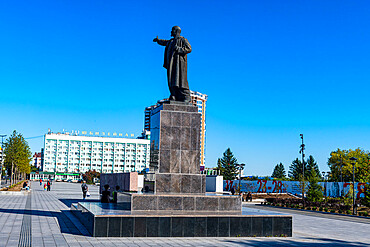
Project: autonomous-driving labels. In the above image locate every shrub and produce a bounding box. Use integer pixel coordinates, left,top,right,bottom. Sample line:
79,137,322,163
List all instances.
359,211,369,217
330,209,335,213
312,207,317,211
361,190,370,208
346,210,351,215
324,208,328,212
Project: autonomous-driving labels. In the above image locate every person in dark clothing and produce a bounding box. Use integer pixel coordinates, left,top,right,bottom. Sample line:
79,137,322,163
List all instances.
230,187,235,195
246,192,253,202
101,184,110,203
81,181,88,200
47,180,51,191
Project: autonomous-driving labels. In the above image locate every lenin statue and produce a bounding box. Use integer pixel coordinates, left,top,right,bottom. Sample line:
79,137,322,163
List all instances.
153,26,192,103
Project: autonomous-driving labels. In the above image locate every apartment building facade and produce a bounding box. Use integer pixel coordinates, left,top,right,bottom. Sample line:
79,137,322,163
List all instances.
42,132,150,180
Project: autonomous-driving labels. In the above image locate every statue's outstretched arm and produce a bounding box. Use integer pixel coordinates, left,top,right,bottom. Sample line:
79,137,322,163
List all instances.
153,36,169,46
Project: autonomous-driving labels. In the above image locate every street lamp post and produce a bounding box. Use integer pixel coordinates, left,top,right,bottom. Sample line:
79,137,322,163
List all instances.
327,172,331,197
340,154,343,197
322,171,326,197
349,157,357,215
299,134,305,200
238,163,245,195
0,135,7,180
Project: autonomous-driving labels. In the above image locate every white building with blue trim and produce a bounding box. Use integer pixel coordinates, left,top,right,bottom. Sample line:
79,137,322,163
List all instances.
42,132,150,180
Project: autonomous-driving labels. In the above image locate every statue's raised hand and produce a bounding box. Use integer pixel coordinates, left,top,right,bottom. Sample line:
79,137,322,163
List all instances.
153,36,158,42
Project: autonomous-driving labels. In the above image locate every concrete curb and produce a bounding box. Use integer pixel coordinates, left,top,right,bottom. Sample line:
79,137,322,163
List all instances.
0,191,30,195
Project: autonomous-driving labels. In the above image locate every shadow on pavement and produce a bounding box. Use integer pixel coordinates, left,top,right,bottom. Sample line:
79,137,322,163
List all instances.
224,238,370,246
0,207,90,236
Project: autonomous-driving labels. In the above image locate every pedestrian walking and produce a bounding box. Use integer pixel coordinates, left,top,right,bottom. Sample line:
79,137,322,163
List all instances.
81,181,88,200
39,179,42,186
47,180,51,191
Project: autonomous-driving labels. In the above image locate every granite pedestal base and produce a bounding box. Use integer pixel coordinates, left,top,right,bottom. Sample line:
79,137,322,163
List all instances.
155,173,206,194
116,193,241,212
71,202,292,237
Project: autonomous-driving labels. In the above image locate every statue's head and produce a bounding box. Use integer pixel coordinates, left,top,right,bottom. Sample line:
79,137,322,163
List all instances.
171,26,181,37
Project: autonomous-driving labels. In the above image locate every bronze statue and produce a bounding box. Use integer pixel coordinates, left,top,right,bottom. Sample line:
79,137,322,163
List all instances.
153,26,192,102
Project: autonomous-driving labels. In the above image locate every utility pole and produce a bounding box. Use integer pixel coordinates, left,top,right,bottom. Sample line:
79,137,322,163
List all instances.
0,135,6,180
299,134,305,200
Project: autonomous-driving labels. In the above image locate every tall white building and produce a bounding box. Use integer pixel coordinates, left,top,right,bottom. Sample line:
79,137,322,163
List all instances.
190,91,208,170
43,132,150,176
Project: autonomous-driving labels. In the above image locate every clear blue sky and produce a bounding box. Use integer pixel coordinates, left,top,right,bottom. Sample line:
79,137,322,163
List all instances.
1,1,370,176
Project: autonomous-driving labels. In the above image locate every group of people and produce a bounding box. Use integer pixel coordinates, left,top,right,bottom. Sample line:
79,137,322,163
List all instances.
100,185,120,203
39,179,52,191
80,182,119,203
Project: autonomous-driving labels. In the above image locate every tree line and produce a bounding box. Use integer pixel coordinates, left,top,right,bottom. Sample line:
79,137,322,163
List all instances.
216,147,370,183
272,155,321,180
271,148,370,182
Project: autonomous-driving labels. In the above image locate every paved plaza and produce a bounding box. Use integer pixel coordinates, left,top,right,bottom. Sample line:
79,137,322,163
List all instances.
0,182,369,247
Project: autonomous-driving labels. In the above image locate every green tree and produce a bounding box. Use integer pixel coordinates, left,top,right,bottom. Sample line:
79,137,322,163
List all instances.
214,158,224,175
3,130,32,185
288,158,309,180
219,148,238,180
271,163,286,179
82,170,100,184
306,155,320,178
328,148,370,182
307,168,324,202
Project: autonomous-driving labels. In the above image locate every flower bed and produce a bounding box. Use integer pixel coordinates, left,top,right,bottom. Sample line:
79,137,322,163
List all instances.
263,197,370,217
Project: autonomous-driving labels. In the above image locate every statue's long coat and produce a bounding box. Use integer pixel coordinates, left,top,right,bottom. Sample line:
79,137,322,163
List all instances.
157,36,192,89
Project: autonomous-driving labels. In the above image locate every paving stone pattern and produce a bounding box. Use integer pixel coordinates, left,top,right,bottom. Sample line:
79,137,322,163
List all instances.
0,182,370,246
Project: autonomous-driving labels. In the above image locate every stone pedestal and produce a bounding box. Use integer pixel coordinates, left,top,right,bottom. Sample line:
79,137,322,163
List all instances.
150,102,201,173
117,193,241,212
70,101,292,238
149,101,206,194
155,173,205,194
